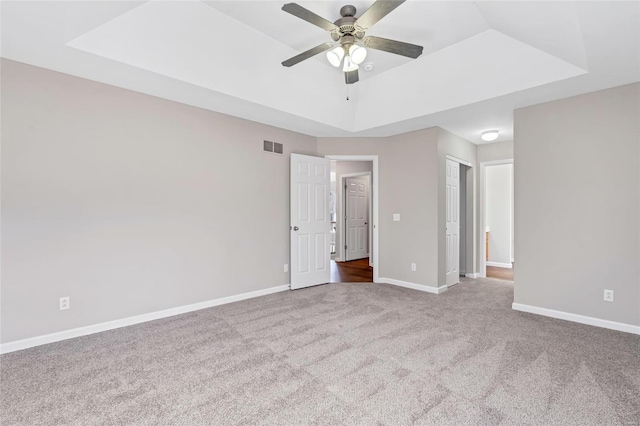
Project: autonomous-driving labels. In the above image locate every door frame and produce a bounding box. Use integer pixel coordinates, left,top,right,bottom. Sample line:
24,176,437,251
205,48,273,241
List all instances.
480,159,514,278
445,155,474,281
325,155,379,283
339,172,372,265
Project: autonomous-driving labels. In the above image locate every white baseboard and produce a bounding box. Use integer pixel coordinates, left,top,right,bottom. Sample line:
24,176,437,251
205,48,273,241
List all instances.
512,303,640,335
379,277,448,294
0,284,290,355
486,261,513,269
465,273,480,279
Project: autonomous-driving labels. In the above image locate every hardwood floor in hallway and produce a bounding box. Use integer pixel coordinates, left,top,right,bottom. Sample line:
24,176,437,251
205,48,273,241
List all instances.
486,265,514,281
330,258,373,283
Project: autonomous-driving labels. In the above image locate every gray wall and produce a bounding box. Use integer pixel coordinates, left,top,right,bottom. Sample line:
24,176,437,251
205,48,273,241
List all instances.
514,82,640,326
334,161,373,262
1,59,318,343
477,141,514,163
318,129,441,287
319,128,477,288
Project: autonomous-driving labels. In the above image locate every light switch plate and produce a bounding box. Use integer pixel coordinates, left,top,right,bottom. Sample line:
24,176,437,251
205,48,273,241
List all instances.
393,214,400,221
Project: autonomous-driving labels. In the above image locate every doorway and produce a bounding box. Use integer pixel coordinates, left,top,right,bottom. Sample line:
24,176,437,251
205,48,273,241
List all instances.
480,160,514,281
326,156,378,283
333,172,372,283
330,258,372,283
343,174,371,262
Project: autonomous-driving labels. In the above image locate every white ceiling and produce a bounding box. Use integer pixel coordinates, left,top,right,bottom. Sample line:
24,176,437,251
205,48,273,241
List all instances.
2,1,639,144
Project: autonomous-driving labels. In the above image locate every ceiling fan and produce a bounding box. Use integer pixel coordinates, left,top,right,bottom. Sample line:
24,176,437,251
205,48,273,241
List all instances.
281,1,424,85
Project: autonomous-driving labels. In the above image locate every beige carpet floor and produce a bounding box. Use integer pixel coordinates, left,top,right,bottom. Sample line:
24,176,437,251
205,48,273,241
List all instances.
1,278,639,425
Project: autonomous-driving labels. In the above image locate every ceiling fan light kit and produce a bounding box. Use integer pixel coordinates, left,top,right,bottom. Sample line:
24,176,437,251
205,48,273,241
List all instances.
326,43,366,69
281,1,423,85
326,46,345,67
343,55,359,72
349,44,367,64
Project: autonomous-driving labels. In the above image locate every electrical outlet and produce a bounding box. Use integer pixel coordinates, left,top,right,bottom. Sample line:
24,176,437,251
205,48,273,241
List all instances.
393,214,401,222
411,263,416,272
59,296,70,310
603,289,614,302
284,264,289,272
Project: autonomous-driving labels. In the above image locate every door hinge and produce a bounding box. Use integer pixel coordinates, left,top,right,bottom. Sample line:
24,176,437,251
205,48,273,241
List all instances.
345,245,347,250
344,184,347,189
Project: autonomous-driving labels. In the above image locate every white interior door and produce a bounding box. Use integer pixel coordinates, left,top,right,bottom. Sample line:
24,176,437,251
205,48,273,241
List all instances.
345,176,368,261
446,159,460,286
290,154,330,290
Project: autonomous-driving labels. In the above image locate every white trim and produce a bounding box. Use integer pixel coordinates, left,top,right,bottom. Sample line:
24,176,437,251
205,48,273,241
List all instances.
0,285,290,354
465,273,480,278
325,155,379,283
445,154,473,168
446,156,474,280
379,277,448,294
512,303,640,335
486,261,513,269
339,171,372,265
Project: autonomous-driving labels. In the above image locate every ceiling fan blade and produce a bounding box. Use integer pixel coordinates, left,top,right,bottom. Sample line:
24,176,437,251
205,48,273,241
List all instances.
363,36,423,58
282,3,339,32
282,43,334,67
355,0,405,30
345,69,359,85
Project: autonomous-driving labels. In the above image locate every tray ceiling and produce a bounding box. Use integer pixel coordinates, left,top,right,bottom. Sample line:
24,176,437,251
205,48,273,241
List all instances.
2,1,639,143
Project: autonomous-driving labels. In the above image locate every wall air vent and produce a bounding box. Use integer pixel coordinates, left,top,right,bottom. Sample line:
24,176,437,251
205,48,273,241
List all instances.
263,140,283,155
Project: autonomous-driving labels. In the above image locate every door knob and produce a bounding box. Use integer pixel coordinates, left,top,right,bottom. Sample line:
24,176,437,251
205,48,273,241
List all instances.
293,226,299,231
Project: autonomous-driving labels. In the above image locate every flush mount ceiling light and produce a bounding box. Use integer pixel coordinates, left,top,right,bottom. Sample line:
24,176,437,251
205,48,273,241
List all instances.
481,130,500,142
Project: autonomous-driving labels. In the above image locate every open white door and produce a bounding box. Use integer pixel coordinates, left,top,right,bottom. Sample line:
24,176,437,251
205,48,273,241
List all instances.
446,159,460,286
290,154,330,290
345,176,368,261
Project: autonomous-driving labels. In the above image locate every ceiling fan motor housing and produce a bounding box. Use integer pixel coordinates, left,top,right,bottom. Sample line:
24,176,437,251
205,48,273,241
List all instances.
340,35,355,51
340,5,356,17
332,5,365,41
